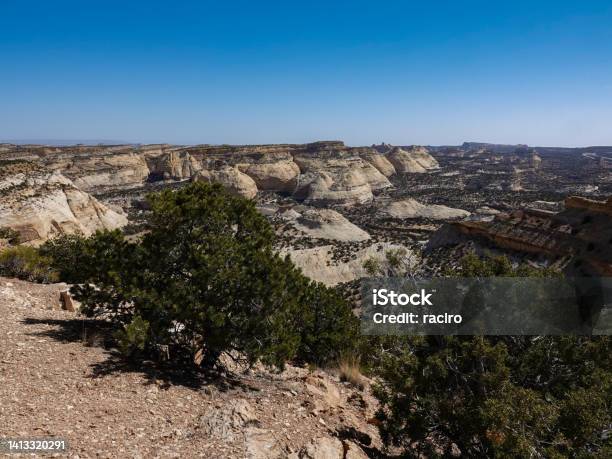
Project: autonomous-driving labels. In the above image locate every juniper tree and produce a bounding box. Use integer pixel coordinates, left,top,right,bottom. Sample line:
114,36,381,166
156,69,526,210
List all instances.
371,254,611,458
61,182,357,368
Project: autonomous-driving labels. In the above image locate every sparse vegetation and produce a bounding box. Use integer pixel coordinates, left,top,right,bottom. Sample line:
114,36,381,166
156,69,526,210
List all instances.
0,245,59,283
363,247,420,277
337,354,364,390
0,227,21,245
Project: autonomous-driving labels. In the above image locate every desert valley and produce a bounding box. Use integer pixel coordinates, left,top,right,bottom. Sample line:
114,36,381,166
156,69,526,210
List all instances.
1,140,611,458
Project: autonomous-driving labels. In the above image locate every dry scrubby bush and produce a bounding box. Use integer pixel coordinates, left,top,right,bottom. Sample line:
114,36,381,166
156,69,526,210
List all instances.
51,182,358,369
0,245,59,283
0,227,21,245
337,354,365,390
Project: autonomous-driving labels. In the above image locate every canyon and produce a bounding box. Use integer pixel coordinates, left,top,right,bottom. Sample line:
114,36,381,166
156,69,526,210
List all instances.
2,140,612,282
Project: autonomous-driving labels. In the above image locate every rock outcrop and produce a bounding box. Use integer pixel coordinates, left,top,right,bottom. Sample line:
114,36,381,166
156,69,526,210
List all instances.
147,150,202,181
237,159,300,193
381,198,470,220
284,242,414,286
61,152,151,191
282,207,370,242
359,150,396,177
386,146,439,173
427,196,612,277
193,166,258,199
296,437,344,459
0,168,127,244
292,156,392,207
296,171,373,207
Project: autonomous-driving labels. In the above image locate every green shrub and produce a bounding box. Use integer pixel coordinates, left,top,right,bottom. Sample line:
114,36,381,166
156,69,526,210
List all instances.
0,245,59,283
39,234,89,283
370,254,611,457
0,227,21,245
114,315,150,358
68,182,357,369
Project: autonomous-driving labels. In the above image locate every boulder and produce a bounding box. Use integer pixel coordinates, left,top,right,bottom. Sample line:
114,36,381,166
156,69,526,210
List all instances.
386,146,439,173
299,437,344,459
381,199,470,220
245,428,285,459
198,399,258,443
344,441,369,459
304,374,343,412
59,290,79,312
194,166,258,199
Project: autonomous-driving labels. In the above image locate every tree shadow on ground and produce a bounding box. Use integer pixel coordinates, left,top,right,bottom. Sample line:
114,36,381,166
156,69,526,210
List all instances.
22,316,254,392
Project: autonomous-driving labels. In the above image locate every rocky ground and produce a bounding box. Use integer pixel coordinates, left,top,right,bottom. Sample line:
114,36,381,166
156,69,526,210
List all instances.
0,277,381,459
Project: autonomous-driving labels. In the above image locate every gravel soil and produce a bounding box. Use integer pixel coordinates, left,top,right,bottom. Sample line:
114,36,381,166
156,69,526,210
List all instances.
0,278,381,458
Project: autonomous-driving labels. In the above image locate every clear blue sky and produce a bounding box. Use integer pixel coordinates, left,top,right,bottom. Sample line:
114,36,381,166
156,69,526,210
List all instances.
1,0,611,146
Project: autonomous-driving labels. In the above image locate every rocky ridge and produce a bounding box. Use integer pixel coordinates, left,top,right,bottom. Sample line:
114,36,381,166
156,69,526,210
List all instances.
2,141,439,205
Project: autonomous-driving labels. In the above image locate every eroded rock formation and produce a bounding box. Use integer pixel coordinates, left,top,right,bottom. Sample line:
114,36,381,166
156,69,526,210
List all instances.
386,146,439,173
0,166,127,244
381,198,470,220
284,242,413,286
147,150,202,181
428,195,612,276
237,159,300,193
193,166,258,199
282,207,370,242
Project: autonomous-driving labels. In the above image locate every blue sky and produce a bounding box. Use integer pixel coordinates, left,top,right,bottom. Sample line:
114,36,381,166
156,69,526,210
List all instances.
1,0,611,146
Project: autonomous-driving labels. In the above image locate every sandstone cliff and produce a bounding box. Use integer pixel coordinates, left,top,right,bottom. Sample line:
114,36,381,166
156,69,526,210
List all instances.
0,167,127,244
386,146,439,173
146,150,202,181
56,151,151,191
237,159,300,193
193,166,258,199
358,150,396,177
427,195,612,276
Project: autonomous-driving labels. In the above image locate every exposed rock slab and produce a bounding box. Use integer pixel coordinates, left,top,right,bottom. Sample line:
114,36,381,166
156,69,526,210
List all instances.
359,150,396,177
283,208,370,242
283,242,414,286
297,437,344,459
381,198,470,220
63,152,151,191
